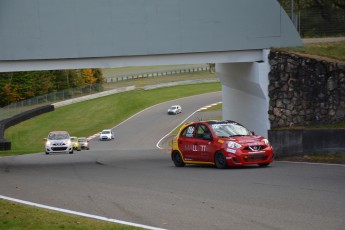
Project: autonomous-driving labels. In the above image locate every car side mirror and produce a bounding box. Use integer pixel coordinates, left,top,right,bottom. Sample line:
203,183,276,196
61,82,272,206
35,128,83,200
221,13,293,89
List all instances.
43,138,47,141
203,133,213,141
250,131,255,135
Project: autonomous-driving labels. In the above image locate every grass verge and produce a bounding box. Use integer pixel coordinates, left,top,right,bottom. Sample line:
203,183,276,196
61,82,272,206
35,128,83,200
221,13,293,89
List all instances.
283,41,345,61
0,199,142,230
275,153,345,165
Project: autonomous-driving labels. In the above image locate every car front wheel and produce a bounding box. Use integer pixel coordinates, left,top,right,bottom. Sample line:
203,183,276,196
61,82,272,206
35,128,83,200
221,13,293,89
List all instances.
172,151,185,167
215,151,227,169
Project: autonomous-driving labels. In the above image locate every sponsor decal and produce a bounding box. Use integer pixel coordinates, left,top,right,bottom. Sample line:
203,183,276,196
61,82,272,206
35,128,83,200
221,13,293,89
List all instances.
184,144,208,152
226,148,237,154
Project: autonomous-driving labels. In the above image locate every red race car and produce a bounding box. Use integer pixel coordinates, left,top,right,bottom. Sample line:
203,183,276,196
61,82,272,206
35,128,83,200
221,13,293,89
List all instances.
171,120,274,169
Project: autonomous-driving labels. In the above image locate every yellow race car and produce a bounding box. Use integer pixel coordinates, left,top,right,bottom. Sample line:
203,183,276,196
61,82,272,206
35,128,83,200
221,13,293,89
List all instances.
70,136,81,151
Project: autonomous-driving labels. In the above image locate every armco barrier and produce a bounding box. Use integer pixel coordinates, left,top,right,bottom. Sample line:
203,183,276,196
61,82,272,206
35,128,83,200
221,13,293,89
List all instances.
268,129,345,157
0,105,54,150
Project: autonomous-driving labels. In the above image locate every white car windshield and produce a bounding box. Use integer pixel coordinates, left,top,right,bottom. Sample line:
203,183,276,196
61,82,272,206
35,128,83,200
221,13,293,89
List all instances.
211,123,251,137
102,131,110,134
48,133,69,140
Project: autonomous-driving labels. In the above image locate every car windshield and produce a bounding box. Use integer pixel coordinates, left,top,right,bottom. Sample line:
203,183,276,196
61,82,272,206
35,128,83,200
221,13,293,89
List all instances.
170,106,177,109
48,133,69,140
102,131,110,134
210,123,251,137
78,138,86,142
70,137,77,141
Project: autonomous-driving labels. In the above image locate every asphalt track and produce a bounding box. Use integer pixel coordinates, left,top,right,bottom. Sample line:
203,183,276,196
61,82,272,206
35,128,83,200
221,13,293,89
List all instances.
1,92,345,230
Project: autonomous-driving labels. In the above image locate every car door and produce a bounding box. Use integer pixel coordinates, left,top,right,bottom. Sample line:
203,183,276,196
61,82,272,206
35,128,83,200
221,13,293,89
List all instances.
193,124,214,162
177,124,197,161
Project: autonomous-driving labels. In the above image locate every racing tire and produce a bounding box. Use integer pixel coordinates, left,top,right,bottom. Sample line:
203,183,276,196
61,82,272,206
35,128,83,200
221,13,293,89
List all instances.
45,152,49,155
69,150,74,154
258,163,270,167
172,151,185,167
215,151,227,169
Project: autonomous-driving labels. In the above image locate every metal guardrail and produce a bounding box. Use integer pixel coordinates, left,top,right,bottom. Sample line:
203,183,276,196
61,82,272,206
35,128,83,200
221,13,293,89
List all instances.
105,67,210,83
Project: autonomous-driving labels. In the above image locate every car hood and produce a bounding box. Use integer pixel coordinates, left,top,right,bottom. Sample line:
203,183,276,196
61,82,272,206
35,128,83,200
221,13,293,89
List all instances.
223,136,266,145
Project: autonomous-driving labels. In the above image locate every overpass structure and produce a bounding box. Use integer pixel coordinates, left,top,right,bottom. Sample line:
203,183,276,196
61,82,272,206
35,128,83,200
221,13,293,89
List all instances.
0,0,302,137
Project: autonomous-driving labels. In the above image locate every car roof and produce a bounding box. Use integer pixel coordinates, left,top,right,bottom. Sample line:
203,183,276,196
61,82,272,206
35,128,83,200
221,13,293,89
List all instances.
183,120,242,126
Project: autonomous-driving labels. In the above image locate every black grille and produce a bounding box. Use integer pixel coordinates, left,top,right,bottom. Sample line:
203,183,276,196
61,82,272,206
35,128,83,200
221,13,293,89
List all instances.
52,147,68,151
243,145,265,151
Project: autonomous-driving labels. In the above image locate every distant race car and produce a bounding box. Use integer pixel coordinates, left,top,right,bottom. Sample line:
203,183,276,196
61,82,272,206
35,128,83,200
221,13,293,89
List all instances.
78,137,90,150
99,129,114,141
171,120,274,169
167,105,182,115
44,131,73,154
70,136,81,151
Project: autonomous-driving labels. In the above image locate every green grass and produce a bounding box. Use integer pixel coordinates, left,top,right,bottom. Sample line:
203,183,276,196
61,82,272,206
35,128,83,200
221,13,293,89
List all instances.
283,41,345,61
3,82,221,156
0,199,141,230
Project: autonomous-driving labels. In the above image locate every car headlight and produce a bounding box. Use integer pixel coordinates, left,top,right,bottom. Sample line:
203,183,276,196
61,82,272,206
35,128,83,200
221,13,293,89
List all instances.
67,140,71,145
263,139,270,146
227,141,242,149
46,140,51,146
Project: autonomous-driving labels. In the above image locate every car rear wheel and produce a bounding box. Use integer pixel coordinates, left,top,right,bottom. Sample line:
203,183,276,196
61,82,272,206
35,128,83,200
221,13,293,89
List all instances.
172,151,185,167
215,151,227,169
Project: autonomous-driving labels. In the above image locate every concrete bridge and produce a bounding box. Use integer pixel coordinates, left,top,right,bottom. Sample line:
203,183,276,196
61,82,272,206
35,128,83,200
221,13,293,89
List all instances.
0,0,302,137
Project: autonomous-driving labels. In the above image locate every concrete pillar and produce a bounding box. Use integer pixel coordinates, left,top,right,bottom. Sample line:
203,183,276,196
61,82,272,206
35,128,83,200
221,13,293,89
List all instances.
216,49,270,137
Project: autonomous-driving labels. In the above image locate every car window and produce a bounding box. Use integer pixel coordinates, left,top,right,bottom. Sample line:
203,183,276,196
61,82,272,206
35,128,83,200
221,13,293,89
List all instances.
196,124,210,139
180,125,195,138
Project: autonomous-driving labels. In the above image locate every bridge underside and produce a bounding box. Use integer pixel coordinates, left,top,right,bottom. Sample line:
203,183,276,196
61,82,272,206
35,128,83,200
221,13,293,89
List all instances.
0,0,302,138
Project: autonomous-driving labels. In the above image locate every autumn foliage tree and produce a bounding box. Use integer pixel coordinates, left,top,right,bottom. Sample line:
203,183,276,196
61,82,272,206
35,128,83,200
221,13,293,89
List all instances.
0,69,104,107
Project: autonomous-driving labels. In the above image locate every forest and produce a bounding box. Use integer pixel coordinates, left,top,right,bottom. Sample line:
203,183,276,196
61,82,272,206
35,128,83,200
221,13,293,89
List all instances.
0,69,103,107
278,0,345,36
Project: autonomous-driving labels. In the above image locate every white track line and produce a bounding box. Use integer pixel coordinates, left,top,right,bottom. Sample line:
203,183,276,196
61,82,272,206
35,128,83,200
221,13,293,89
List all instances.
0,195,167,230
156,101,222,149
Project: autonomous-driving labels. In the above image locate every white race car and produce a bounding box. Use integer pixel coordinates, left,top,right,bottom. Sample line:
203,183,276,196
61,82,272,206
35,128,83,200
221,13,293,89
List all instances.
167,105,182,115
99,129,114,141
44,131,73,154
